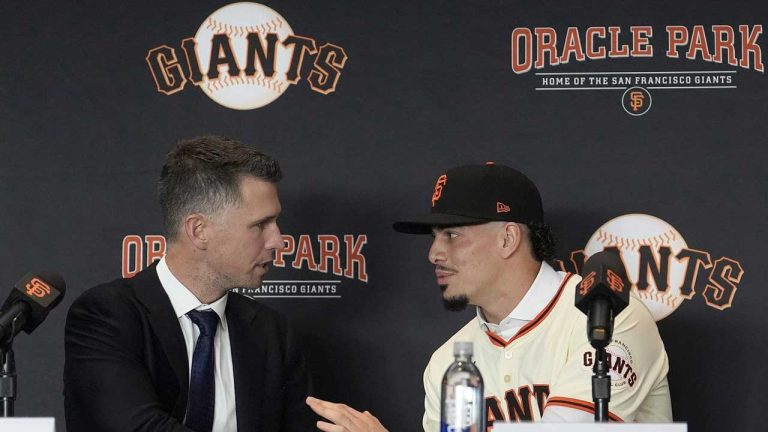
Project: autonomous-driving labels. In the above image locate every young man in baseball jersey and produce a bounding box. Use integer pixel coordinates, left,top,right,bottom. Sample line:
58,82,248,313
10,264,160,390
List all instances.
307,163,672,431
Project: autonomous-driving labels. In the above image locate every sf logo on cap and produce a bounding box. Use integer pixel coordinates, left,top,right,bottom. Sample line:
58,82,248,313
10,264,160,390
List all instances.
26,278,52,298
431,174,447,207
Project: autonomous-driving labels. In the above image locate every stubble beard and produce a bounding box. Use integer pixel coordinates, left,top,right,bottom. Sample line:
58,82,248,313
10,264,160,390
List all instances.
212,268,263,293
439,284,469,311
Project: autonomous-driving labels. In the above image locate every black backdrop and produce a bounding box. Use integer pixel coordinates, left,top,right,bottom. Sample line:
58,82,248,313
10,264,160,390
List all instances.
1,1,766,430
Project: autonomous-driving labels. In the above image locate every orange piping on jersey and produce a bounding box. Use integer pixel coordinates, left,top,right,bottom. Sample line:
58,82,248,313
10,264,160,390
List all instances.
484,273,574,348
485,331,509,347
545,396,624,422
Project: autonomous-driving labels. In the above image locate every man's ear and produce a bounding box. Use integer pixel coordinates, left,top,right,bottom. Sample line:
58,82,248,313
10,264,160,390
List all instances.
182,213,210,250
500,222,523,258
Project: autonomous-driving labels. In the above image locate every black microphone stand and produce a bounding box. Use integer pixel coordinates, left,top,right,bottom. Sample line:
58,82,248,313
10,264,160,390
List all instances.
0,315,21,417
587,297,613,423
592,346,610,422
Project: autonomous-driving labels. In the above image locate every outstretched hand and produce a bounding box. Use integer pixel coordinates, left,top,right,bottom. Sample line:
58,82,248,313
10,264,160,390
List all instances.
306,396,389,432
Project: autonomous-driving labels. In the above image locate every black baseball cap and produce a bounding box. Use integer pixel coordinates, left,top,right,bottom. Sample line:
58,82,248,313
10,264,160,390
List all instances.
393,162,544,234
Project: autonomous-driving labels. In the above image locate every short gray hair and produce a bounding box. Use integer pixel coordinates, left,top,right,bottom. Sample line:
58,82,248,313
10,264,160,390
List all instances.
157,135,282,240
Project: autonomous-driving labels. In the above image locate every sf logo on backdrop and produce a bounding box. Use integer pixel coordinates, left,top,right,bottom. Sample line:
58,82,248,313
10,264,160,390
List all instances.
557,213,744,321
146,2,348,110
622,87,652,116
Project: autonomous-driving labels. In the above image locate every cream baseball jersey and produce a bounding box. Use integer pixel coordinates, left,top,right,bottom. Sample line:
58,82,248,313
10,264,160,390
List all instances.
423,272,672,430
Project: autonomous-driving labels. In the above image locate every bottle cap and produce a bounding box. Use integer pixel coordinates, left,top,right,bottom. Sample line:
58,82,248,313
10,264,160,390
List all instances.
453,341,473,356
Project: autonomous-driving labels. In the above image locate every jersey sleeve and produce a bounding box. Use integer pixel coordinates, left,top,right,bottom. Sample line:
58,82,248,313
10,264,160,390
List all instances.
541,405,596,422
544,298,673,422
423,354,442,432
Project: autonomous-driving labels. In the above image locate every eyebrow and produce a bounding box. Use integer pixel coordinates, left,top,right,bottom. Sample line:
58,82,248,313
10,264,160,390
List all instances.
250,213,279,226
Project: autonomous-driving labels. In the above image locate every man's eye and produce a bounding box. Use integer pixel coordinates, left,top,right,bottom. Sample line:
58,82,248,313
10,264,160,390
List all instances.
447,232,458,239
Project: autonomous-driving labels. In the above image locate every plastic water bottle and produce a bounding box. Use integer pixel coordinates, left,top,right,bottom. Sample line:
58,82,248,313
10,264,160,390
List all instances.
440,341,485,432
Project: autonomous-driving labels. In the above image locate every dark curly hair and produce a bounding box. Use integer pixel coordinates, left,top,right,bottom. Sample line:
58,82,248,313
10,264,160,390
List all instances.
527,220,557,263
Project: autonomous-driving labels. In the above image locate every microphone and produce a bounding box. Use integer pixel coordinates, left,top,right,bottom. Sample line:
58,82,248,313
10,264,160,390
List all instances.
0,272,66,343
575,251,630,349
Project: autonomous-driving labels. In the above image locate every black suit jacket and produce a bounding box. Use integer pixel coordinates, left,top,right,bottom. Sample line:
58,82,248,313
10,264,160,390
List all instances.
64,263,313,431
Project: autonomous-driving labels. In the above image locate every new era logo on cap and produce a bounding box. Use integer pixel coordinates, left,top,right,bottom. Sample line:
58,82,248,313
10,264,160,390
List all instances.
393,163,544,234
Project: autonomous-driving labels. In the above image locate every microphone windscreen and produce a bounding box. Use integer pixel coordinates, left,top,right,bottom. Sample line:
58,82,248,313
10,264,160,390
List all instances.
4,271,66,333
575,250,630,316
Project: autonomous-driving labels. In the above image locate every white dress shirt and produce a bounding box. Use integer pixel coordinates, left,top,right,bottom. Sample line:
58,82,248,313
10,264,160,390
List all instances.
477,261,565,341
156,257,237,432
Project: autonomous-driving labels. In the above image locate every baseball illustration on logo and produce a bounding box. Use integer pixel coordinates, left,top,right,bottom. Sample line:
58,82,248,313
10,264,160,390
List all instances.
605,342,635,388
195,2,294,110
584,214,688,321
582,341,636,388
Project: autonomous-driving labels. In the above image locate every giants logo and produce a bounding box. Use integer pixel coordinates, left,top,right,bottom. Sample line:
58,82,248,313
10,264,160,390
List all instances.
122,234,367,283
146,2,347,110
555,214,744,321
622,87,652,115
431,174,447,207
578,271,596,295
26,278,52,299
606,269,625,293
583,344,638,388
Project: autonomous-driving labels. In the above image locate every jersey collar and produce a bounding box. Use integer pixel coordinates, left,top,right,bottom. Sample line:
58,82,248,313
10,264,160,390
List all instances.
477,261,564,337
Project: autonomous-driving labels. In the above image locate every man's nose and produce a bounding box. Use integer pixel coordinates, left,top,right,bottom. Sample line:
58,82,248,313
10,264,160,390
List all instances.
428,238,444,265
265,222,283,251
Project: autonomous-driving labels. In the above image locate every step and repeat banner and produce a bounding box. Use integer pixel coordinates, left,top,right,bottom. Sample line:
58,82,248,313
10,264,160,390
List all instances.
1,0,765,430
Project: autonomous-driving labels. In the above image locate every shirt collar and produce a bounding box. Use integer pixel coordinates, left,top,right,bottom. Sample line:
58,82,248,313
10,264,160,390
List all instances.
155,257,228,322
477,261,563,331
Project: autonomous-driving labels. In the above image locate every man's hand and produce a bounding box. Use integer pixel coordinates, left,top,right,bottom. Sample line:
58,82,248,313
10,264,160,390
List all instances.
306,396,389,432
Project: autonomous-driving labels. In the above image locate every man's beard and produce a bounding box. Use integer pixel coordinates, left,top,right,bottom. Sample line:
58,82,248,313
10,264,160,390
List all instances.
213,271,263,292
440,285,469,311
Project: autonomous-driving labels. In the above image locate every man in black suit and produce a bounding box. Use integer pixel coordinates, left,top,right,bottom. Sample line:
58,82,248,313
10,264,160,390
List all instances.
64,136,313,431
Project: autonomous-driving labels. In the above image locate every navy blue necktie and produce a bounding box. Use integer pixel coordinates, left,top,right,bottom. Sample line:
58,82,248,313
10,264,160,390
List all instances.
185,309,219,432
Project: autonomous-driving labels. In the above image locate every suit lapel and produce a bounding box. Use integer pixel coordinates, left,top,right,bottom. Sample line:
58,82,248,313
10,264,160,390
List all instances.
132,263,190,419
227,293,266,432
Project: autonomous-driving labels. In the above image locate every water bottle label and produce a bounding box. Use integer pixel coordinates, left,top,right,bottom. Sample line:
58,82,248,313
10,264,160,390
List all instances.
442,384,479,431
440,422,470,432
